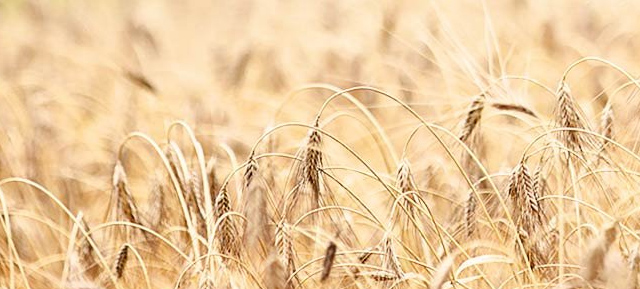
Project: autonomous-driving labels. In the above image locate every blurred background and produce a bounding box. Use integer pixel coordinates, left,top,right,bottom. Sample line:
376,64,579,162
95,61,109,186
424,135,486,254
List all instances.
1,0,640,215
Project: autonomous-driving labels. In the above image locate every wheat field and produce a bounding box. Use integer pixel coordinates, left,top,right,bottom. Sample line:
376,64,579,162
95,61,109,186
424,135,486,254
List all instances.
2,0,640,288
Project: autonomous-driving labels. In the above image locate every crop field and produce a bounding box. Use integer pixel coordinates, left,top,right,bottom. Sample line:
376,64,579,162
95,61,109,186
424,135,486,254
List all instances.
1,0,640,288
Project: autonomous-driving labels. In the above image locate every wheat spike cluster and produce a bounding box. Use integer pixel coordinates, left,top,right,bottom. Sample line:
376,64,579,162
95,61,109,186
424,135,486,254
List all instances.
2,1,640,289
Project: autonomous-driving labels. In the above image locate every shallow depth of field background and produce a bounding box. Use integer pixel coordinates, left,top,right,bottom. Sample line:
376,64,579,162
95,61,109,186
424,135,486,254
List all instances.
2,0,640,288
3,0,640,211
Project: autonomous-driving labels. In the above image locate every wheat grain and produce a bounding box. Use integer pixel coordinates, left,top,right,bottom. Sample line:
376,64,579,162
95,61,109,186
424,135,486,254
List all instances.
628,244,640,289
465,190,476,237
460,94,485,143
198,270,214,289
214,185,240,261
395,158,419,223
491,102,538,118
77,215,94,271
189,169,206,222
243,157,267,248
114,244,129,279
320,241,337,282
556,81,592,155
365,270,399,281
147,177,164,232
601,103,614,149
383,237,404,278
275,219,295,289
300,126,323,211
206,157,221,209
112,161,142,234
